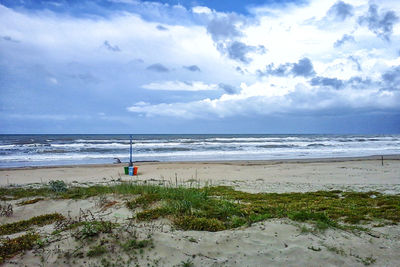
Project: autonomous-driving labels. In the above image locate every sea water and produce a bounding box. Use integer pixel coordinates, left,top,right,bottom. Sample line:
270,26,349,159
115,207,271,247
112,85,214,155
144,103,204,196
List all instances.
0,134,399,168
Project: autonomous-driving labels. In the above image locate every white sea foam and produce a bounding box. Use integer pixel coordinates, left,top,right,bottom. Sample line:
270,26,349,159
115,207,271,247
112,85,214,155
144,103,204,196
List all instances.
0,134,399,167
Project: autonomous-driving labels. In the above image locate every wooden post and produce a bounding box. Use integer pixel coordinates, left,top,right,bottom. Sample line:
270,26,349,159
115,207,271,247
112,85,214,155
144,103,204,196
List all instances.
381,155,384,166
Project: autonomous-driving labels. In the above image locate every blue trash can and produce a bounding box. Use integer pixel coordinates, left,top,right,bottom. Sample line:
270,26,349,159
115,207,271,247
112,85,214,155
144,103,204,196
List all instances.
128,166,134,176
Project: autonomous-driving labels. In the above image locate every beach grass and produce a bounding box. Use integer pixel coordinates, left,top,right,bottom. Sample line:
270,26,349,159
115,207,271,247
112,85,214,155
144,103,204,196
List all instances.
129,185,399,231
1,182,400,264
1,183,399,232
0,213,65,235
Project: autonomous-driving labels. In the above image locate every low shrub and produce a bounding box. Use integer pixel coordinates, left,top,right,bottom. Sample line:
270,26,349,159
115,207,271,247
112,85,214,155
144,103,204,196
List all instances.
49,180,67,193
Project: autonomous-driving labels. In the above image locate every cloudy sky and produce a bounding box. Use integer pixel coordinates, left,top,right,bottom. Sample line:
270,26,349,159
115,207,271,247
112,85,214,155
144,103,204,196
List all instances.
0,0,399,134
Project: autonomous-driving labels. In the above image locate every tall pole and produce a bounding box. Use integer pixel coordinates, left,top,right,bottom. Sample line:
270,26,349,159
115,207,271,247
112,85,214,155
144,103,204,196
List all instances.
129,135,133,166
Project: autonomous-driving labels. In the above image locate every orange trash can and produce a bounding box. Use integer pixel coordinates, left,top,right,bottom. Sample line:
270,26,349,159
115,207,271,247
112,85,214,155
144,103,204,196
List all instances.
133,166,138,175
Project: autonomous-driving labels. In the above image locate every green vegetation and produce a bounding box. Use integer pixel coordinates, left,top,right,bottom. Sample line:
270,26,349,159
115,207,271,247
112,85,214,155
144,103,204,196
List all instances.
0,213,65,235
87,244,107,257
74,221,115,240
0,182,398,265
173,216,225,231
51,221,85,235
1,184,399,232
49,180,67,193
0,187,53,200
180,259,194,267
17,197,44,206
128,185,400,231
0,233,40,263
361,256,376,266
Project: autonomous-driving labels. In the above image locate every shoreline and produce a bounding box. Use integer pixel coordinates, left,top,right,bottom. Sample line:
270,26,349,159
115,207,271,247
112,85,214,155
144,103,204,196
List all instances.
1,154,400,171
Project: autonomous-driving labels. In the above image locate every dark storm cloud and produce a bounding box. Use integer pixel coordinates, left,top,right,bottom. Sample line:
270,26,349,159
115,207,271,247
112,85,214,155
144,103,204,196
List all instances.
2,36,19,43
334,34,355,47
156,25,168,31
310,76,344,89
258,58,315,77
257,63,291,77
146,63,170,72
291,58,315,77
346,76,373,89
206,14,263,64
218,83,237,94
327,1,354,21
236,66,245,74
358,4,399,41
183,65,201,72
382,66,400,90
206,15,242,41
310,75,373,90
226,41,257,63
103,40,120,52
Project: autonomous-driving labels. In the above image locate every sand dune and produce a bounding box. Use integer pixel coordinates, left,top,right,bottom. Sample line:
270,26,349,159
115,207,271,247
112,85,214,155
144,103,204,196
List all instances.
1,156,400,266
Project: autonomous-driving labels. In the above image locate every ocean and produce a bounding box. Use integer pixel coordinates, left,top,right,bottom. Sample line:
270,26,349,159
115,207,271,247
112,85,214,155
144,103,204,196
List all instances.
0,134,399,168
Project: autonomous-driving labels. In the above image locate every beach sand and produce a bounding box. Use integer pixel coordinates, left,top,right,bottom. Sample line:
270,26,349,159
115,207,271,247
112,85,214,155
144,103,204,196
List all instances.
1,156,400,266
1,155,400,193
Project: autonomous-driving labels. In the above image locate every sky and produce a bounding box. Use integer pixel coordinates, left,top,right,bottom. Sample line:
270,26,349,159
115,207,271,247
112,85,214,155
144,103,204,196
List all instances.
0,0,399,134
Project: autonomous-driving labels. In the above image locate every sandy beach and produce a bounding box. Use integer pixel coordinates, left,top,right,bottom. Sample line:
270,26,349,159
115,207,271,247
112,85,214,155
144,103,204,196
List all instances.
1,155,400,193
1,156,400,266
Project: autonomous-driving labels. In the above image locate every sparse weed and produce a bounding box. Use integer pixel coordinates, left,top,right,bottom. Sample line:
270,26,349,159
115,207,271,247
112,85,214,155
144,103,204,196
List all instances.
87,244,107,257
16,198,44,206
121,238,153,251
0,233,40,262
180,259,194,267
308,246,321,251
326,245,346,256
74,221,115,240
49,180,67,193
0,213,65,235
361,256,376,266
0,203,13,217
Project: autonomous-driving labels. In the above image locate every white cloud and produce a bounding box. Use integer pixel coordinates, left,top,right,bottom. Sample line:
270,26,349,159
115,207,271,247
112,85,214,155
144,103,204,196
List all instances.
125,0,400,119
127,81,400,119
0,4,219,66
142,81,218,91
192,6,212,14
48,77,58,85
1,0,399,126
